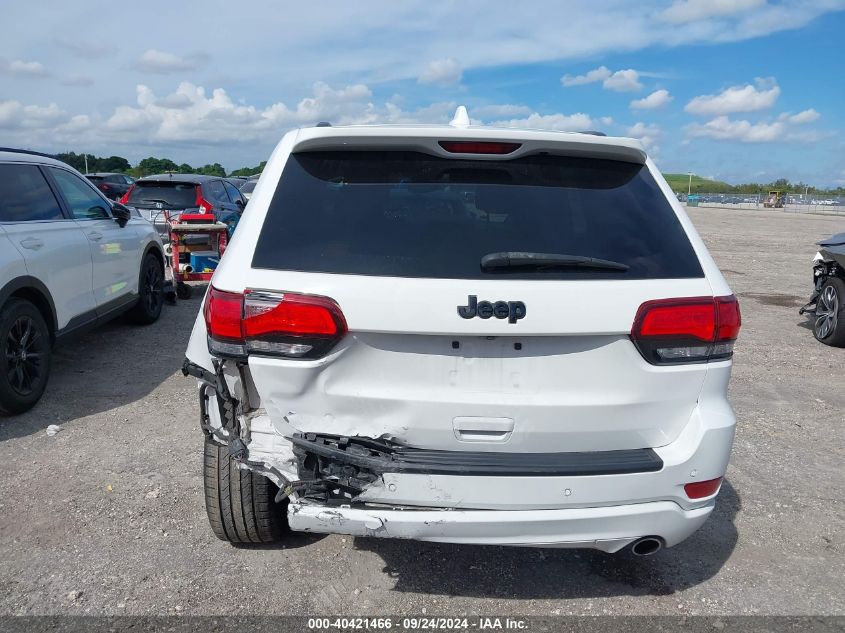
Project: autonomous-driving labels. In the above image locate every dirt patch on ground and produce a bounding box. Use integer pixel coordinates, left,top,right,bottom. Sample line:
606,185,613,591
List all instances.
739,292,806,307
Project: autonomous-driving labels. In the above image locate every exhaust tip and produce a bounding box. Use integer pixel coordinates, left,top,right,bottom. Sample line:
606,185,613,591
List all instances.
630,537,663,557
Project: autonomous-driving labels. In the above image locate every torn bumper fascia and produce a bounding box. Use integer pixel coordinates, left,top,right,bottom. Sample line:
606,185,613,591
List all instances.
288,432,665,502
287,499,713,550
183,358,301,491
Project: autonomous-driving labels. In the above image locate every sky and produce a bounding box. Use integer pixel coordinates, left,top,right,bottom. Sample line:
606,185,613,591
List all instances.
1,0,844,185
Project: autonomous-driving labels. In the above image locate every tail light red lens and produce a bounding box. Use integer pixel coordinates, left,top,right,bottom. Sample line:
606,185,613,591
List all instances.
118,185,134,205
438,141,521,155
195,186,214,212
203,286,347,359
204,287,243,340
684,477,722,499
631,295,740,364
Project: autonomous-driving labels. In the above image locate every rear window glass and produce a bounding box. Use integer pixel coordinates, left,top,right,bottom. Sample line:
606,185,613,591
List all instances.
241,181,256,194
127,181,197,209
85,175,104,182
252,151,703,280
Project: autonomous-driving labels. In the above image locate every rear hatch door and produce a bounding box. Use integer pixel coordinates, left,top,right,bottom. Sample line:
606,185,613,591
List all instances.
236,147,712,453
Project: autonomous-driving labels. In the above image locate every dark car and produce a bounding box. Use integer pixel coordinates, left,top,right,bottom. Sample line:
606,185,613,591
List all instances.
120,174,246,239
85,172,135,200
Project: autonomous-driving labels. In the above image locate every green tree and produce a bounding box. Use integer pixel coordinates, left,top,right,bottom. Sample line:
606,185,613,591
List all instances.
229,160,266,177
195,163,226,177
100,155,131,172
136,157,180,176
54,152,132,173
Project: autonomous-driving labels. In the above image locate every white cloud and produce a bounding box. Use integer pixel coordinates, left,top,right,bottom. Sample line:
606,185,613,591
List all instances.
687,116,784,143
627,122,662,153
660,0,765,24
630,89,673,109
685,78,780,116
101,81,382,142
418,58,462,86
685,114,821,144
561,66,612,87
0,100,66,129
133,49,208,74
2,59,49,77
491,112,604,132
562,66,642,91
603,69,643,92
781,108,820,124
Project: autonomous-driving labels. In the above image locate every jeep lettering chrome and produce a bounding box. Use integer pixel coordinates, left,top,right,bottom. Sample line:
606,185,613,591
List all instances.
457,295,527,323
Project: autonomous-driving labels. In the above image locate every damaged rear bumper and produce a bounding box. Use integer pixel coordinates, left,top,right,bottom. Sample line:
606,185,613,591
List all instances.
287,499,713,551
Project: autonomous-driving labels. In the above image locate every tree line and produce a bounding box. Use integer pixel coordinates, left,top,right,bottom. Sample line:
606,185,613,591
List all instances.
53,152,265,179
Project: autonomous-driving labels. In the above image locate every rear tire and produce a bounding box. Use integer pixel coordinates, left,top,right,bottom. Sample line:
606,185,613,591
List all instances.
203,438,288,544
127,254,165,325
0,299,52,416
813,278,845,347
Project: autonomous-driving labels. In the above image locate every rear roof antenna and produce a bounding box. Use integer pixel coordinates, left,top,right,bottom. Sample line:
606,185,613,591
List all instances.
450,105,470,128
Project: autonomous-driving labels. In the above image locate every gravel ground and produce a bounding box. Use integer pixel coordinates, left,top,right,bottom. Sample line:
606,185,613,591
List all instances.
0,206,842,616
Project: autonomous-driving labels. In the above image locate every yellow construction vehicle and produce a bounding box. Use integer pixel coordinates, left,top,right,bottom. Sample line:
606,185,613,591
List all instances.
763,190,785,208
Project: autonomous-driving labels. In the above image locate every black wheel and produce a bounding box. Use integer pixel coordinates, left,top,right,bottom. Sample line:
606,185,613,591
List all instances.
813,277,845,347
176,282,193,300
203,437,289,544
0,299,51,416
127,254,165,325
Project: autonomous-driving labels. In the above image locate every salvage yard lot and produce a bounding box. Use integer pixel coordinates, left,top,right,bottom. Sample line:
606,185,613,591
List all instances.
0,206,842,616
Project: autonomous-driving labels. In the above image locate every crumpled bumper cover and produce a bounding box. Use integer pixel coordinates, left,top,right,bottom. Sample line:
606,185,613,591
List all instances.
287,499,713,550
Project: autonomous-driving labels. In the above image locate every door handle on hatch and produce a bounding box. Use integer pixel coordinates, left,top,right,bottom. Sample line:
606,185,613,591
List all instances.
19,237,44,250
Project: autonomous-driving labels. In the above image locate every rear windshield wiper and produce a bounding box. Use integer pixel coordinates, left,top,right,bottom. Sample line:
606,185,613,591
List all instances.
481,251,630,272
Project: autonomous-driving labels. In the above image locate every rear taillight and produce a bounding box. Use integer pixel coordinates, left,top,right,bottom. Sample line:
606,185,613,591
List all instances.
631,295,740,365
195,186,213,212
203,287,347,359
438,141,521,154
118,185,134,205
684,477,722,499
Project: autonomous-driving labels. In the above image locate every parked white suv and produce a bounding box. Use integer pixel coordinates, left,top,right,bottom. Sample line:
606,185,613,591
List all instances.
0,149,166,415
184,112,741,555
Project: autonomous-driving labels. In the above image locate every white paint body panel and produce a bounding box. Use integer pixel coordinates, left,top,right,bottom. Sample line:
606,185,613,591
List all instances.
0,227,29,292
186,123,738,549
1,218,96,328
0,152,163,330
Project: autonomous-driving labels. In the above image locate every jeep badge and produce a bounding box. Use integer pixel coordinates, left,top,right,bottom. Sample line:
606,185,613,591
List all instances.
458,295,526,324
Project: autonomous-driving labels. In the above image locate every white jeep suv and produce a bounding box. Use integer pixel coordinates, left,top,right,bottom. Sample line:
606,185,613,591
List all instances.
0,149,166,415
184,114,741,555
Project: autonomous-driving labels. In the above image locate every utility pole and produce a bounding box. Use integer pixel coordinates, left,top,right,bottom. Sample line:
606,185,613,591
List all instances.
84,154,88,174
687,172,692,197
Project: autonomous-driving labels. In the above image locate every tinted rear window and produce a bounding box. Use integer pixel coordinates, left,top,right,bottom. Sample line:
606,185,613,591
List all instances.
241,181,256,193
128,181,197,208
85,175,104,182
252,151,703,280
